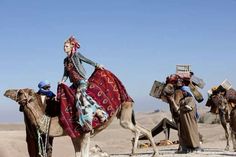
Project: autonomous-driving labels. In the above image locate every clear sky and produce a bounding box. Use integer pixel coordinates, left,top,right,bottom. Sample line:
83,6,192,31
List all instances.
1,0,236,123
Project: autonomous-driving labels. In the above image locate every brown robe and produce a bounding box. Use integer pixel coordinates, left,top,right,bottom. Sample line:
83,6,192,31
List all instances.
179,96,200,149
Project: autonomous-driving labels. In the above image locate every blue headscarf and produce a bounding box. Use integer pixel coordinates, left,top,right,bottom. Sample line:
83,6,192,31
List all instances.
181,86,193,97
38,88,55,98
37,80,55,98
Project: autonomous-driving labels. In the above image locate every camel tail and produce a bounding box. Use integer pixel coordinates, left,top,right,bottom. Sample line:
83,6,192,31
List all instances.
132,110,136,125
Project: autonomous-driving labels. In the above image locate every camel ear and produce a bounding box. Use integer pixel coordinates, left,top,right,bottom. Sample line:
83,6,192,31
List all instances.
25,88,35,96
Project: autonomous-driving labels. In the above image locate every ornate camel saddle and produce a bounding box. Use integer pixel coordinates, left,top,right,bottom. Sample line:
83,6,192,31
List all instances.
57,68,132,138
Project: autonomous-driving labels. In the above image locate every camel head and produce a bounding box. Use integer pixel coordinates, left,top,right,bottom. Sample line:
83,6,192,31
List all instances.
162,83,185,103
4,88,42,128
4,88,35,106
207,85,228,110
159,83,178,104
211,93,229,111
163,83,175,96
5,88,65,136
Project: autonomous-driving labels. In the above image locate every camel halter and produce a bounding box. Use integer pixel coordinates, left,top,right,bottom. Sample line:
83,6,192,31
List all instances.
15,89,29,105
36,95,51,157
37,115,51,157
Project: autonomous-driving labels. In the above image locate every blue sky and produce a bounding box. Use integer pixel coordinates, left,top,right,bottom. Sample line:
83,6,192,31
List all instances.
1,0,236,122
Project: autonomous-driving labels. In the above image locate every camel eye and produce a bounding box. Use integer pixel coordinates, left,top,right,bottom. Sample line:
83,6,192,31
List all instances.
17,90,24,98
16,90,27,102
28,89,34,96
28,96,35,103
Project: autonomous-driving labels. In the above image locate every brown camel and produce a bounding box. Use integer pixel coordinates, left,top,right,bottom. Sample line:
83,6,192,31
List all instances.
230,107,236,151
4,87,158,157
206,88,236,151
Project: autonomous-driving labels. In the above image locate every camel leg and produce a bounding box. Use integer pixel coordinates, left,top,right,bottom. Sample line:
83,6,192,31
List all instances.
131,128,141,155
71,137,82,157
220,113,230,151
119,102,139,154
80,132,90,157
71,132,90,157
135,124,159,157
231,131,236,152
119,102,158,157
230,106,236,151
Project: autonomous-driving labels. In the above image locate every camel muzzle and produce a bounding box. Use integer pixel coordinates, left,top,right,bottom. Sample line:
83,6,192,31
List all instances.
4,89,18,101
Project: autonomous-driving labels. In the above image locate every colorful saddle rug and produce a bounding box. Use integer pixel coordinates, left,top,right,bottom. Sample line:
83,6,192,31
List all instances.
57,69,133,138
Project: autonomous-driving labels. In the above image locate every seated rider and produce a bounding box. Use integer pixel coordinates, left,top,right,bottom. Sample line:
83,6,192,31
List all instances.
37,80,59,116
60,36,108,132
37,80,57,157
38,80,55,99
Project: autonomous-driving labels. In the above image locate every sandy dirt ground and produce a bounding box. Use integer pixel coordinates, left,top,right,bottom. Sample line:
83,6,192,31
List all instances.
0,111,236,157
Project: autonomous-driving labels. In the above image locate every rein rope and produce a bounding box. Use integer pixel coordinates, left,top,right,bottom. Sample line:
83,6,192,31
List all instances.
37,115,51,157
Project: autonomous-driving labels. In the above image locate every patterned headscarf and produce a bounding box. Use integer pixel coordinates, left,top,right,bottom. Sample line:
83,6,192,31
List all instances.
65,36,80,53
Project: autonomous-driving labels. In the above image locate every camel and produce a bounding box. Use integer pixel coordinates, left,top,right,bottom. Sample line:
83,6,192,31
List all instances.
206,88,236,151
4,71,158,157
230,107,236,151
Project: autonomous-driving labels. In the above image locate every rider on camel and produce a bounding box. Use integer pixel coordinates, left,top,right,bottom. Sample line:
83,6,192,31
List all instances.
59,36,108,132
37,80,57,157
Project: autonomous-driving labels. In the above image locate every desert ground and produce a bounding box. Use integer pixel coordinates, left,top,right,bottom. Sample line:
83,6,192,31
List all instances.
0,107,236,157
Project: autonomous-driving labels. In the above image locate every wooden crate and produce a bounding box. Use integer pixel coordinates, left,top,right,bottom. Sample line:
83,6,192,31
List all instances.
176,64,191,73
221,79,232,90
150,80,165,98
176,64,191,78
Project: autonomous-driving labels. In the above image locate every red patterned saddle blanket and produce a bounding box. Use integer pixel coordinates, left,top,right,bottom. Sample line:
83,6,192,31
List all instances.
57,69,133,138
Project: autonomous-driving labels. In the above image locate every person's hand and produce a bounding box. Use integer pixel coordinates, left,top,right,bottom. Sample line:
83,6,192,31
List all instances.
184,105,192,111
58,81,65,84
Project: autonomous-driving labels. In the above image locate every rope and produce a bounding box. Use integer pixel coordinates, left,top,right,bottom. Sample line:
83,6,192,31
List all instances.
37,115,51,157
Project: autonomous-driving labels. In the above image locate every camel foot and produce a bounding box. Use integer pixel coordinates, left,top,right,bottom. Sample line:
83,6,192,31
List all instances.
224,146,229,151
233,146,236,152
151,152,159,157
